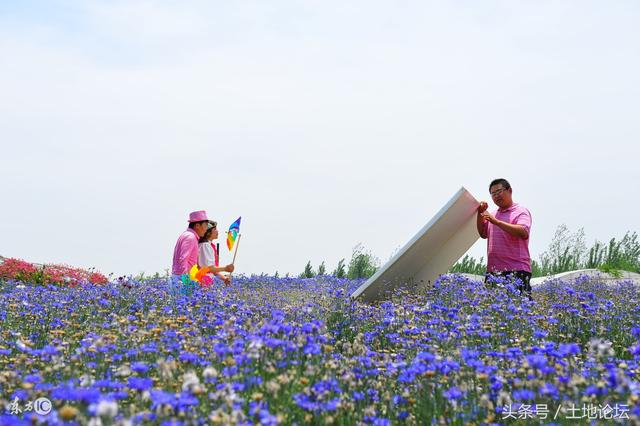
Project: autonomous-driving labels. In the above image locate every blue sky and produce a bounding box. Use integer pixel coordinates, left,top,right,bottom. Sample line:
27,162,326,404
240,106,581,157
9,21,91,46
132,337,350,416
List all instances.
1,1,639,276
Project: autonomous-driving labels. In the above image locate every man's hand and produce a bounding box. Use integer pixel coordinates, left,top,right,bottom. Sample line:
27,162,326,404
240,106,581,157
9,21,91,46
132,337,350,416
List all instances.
480,211,499,225
224,264,235,273
477,201,490,239
222,275,231,285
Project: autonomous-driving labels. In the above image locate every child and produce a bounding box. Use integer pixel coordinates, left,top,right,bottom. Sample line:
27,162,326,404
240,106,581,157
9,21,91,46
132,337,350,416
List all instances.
198,221,232,285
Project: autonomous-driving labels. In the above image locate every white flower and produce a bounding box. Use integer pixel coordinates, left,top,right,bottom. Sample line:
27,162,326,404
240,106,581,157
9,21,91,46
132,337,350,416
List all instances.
114,365,132,377
80,374,94,387
88,418,103,426
587,338,614,358
203,366,219,379
96,400,118,417
182,370,201,392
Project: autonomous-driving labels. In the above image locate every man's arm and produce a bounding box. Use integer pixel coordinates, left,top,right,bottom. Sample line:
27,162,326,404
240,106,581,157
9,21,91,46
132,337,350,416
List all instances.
480,212,529,239
179,237,198,274
477,202,488,239
492,220,529,239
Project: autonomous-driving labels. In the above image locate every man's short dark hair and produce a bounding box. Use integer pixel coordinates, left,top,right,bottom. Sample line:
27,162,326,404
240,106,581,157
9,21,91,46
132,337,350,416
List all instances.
188,220,208,229
489,178,511,191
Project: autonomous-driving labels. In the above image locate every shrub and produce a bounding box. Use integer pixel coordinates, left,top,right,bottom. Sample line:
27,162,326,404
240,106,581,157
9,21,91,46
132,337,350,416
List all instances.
450,254,485,275
347,244,379,279
0,257,108,286
300,261,315,278
0,258,38,282
333,259,346,278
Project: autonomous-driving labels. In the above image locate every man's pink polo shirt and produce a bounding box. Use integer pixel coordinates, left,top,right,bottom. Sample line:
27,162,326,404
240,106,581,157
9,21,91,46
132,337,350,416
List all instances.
172,228,200,275
483,203,532,273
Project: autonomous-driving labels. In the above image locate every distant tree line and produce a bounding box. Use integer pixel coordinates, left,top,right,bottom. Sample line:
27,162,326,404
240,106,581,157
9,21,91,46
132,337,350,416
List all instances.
300,243,379,279
298,226,639,280
451,225,640,277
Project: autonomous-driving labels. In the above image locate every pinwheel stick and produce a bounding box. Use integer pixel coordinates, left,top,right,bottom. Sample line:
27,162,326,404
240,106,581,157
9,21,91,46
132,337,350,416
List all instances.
229,233,241,279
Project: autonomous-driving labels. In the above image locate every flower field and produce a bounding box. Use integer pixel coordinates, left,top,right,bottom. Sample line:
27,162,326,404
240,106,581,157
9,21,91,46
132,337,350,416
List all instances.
1,274,639,425
0,258,108,287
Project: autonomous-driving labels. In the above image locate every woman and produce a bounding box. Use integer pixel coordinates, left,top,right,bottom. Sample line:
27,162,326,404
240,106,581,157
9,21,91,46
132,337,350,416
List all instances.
198,221,233,285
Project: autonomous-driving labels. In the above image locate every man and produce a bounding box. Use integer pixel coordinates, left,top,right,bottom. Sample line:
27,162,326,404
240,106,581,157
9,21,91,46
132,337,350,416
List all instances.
477,179,532,298
171,211,233,294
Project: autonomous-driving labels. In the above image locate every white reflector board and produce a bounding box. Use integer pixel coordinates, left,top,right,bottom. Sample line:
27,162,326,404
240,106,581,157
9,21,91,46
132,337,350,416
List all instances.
351,187,480,302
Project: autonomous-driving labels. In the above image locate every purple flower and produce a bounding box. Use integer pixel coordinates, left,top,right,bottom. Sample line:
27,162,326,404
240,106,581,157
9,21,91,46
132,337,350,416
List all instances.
443,386,462,400
558,343,580,357
539,383,559,398
23,374,42,384
150,390,177,409
526,354,548,369
303,343,321,355
131,362,150,374
513,389,536,401
533,329,548,339
178,351,199,363
128,377,153,391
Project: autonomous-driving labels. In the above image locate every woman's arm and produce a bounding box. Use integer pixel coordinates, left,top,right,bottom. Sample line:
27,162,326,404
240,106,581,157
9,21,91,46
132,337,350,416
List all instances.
206,264,234,274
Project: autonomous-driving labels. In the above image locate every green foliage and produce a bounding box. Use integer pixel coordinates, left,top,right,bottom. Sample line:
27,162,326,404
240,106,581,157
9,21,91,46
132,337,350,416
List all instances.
317,261,326,276
456,226,640,277
347,244,379,279
536,225,586,276
597,264,623,278
300,261,315,278
583,232,640,273
333,259,346,278
29,267,47,286
450,255,486,275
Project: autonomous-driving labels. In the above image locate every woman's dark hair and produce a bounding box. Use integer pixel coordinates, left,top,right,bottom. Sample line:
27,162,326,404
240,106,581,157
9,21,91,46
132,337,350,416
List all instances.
199,228,213,244
489,178,511,191
198,221,217,243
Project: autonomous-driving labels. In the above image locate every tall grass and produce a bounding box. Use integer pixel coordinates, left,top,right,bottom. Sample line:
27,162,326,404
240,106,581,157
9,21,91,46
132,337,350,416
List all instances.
452,225,640,277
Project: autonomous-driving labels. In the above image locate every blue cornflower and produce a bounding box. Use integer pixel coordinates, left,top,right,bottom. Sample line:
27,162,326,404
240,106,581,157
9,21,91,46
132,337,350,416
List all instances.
23,374,42,384
303,343,321,355
392,395,407,405
526,354,548,369
131,362,149,374
161,421,184,426
437,360,460,375
259,409,278,426
558,343,581,357
415,351,435,363
324,397,341,411
397,369,416,383
539,383,559,398
444,386,463,400
128,377,153,391
533,329,548,339
150,390,177,409
178,351,199,363
584,385,607,397
177,392,199,408
513,389,536,401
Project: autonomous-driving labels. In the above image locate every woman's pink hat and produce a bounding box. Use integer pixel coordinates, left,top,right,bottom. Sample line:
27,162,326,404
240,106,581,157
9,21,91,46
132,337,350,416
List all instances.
188,210,209,223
